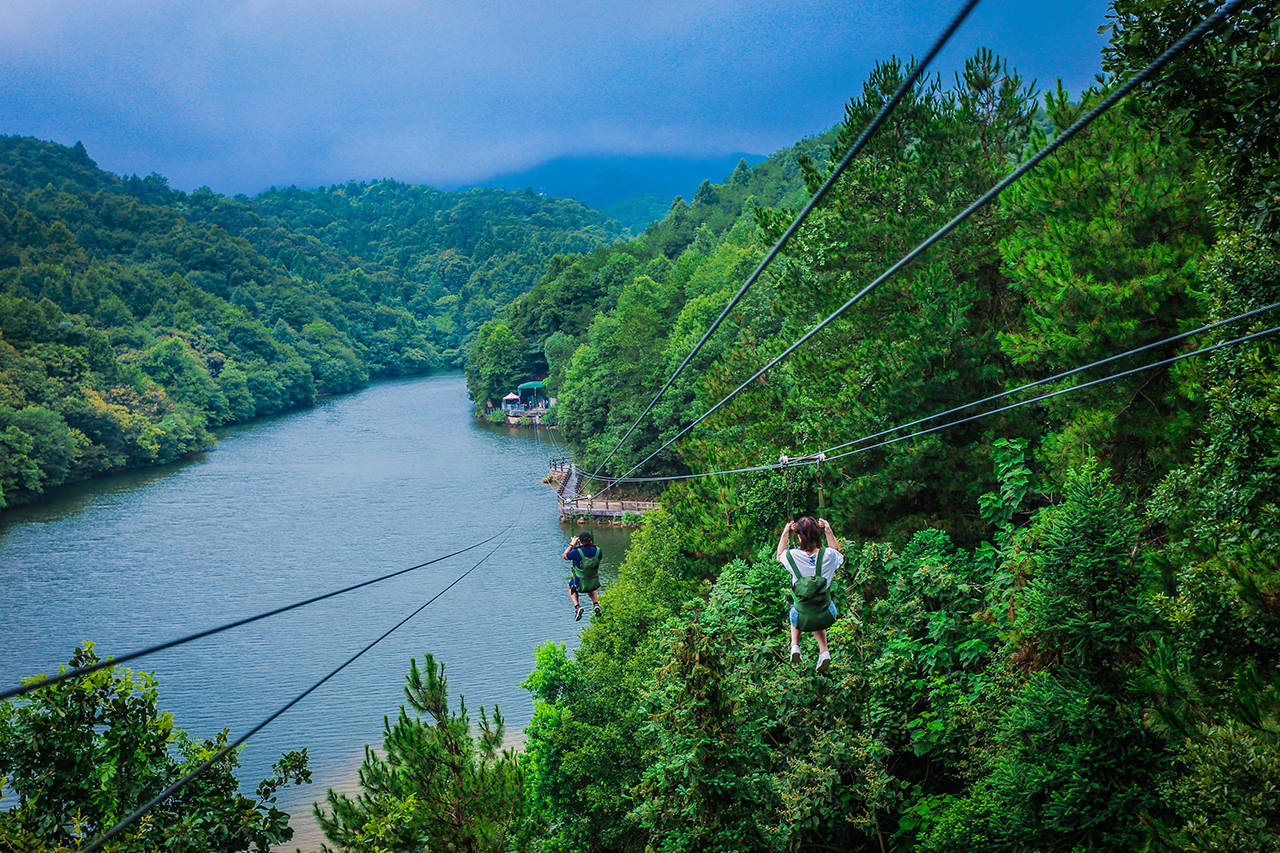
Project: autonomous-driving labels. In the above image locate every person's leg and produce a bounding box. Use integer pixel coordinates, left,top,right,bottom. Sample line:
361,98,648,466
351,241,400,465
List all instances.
571,585,585,619
588,589,601,615
789,607,802,663
814,629,832,671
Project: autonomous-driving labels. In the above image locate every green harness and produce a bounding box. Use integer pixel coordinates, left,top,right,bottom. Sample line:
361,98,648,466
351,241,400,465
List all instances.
573,546,602,593
785,547,835,632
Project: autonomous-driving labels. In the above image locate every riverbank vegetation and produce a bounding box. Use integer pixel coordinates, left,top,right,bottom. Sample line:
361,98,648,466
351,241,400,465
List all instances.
0,139,625,508
0,644,310,851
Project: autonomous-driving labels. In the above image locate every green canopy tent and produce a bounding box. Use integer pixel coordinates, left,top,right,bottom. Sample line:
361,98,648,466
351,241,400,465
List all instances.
517,380,548,408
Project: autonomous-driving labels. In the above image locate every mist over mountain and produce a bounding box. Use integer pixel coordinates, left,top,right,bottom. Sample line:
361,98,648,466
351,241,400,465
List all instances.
463,152,766,230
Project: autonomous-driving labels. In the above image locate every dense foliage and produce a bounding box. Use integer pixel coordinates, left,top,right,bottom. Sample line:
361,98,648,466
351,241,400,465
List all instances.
0,137,625,508
463,133,834,410
465,3,1279,849
0,645,309,852
249,181,624,363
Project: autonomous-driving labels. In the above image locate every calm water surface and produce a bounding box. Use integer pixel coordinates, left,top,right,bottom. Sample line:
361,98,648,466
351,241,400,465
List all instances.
0,373,627,848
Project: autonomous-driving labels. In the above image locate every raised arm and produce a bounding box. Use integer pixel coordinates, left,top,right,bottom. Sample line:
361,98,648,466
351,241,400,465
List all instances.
776,521,793,560
563,535,580,560
819,518,839,550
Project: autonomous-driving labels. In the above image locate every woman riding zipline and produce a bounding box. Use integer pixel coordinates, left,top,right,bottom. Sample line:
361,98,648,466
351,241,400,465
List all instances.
563,531,603,621
776,516,843,672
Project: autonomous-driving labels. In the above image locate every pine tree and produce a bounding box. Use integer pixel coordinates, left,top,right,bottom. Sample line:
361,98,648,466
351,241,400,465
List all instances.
316,654,526,853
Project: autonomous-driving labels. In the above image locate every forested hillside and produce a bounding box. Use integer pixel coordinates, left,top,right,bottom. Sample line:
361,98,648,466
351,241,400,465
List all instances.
249,181,625,350
464,130,835,408
0,137,625,508
449,3,1280,850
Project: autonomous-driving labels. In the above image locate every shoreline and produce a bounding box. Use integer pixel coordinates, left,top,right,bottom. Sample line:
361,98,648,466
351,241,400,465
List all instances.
0,370,468,517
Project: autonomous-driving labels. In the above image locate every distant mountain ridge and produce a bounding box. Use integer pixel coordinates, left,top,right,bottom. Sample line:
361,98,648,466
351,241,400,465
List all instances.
462,152,767,231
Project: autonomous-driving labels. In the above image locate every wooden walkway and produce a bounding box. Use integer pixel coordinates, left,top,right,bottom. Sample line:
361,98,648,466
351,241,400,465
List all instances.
548,457,659,521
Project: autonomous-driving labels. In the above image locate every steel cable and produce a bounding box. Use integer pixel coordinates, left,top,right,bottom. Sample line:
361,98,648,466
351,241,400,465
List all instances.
817,300,1280,456
600,320,1280,484
1,526,512,702
584,0,984,483
80,501,524,853
822,323,1280,464
596,0,1251,495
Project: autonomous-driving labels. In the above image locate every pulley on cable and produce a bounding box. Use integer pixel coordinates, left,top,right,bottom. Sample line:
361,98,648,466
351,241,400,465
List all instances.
779,451,828,520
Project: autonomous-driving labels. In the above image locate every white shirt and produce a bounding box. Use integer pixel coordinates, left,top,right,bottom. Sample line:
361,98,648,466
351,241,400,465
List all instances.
779,547,844,587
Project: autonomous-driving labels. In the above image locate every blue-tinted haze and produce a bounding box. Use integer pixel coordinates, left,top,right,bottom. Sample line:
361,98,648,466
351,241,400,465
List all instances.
1,0,1110,195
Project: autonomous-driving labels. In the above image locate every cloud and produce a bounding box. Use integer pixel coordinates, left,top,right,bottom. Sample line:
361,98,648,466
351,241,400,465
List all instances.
0,0,1110,195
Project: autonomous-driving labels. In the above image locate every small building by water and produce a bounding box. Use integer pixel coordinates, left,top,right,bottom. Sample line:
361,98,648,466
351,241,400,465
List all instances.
488,380,555,426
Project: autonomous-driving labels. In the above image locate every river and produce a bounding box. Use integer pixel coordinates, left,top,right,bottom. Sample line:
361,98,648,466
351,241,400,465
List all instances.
0,373,629,849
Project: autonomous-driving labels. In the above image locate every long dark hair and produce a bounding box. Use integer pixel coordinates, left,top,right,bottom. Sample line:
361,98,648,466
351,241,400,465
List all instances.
794,517,821,551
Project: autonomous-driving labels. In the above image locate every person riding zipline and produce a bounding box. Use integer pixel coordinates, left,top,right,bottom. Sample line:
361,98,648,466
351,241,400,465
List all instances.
776,516,843,672
564,531,603,621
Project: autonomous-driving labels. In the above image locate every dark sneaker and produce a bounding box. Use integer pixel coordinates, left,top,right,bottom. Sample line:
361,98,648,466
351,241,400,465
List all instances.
593,604,602,617
574,606,584,621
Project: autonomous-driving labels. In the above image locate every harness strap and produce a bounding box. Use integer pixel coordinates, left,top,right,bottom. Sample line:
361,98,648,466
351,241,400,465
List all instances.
784,547,826,585
781,460,794,523
783,549,802,584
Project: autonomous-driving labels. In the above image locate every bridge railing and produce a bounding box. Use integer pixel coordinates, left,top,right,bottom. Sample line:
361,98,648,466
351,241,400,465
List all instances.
550,459,655,520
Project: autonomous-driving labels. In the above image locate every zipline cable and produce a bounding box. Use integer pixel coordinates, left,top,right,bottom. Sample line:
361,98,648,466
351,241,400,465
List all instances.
600,320,1280,484
595,0,1251,496
817,300,1280,456
584,0,984,484
81,501,525,853
0,526,512,702
822,323,1280,464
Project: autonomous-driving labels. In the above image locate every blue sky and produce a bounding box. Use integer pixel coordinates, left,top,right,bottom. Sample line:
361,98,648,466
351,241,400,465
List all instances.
1,0,1112,195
